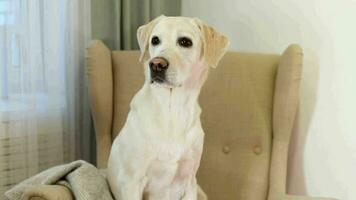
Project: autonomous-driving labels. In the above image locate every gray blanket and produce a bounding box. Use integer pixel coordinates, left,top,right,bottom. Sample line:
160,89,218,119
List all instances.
4,160,114,200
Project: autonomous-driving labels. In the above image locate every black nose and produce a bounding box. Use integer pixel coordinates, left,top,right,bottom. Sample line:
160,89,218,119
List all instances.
149,57,169,73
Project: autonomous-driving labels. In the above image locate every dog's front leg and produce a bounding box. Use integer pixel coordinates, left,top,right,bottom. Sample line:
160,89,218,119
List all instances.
181,178,208,200
119,178,147,200
181,177,198,200
196,184,208,200
110,175,147,200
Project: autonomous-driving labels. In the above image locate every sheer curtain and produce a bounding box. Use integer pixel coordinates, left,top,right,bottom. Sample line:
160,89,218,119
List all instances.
0,0,92,194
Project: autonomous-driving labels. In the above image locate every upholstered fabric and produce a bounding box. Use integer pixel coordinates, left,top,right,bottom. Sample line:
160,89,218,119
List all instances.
197,51,279,200
111,51,144,138
85,41,336,200
268,44,303,200
86,40,114,168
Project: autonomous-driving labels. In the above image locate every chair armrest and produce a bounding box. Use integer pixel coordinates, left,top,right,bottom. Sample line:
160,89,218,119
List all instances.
22,185,73,200
280,194,338,200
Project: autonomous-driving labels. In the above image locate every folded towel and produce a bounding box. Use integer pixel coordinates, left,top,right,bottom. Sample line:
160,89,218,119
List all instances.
5,160,114,200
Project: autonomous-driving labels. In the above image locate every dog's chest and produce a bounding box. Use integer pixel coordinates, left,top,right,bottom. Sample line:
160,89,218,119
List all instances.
144,150,196,197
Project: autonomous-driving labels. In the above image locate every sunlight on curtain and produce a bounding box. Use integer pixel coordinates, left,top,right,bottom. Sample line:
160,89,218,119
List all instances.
0,0,91,194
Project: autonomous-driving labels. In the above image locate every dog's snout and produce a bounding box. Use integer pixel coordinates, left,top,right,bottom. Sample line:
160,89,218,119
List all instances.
149,57,169,72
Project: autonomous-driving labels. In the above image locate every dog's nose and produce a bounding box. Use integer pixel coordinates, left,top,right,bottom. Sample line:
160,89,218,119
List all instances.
149,57,169,72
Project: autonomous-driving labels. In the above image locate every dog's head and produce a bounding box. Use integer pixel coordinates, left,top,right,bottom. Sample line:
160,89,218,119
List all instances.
137,16,229,89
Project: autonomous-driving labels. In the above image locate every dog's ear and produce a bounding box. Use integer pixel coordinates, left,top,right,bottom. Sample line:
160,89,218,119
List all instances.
137,15,165,62
194,18,230,68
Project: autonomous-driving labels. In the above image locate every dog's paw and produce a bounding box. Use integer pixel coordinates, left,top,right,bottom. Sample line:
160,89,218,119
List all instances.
197,185,208,200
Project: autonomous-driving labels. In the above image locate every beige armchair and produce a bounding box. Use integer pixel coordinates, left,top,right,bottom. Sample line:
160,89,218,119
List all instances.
18,40,336,200
84,40,336,200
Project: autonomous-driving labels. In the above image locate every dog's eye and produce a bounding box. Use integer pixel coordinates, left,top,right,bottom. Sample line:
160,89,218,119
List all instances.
178,37,193,48
151,36,160,46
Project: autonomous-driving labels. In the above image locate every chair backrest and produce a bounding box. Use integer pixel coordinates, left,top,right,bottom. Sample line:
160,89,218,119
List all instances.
197,52,279,200
86,41,303,200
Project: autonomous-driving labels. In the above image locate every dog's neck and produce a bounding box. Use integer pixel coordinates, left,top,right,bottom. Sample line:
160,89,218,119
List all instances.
150,84,202,135
149,84,200,111
130,81,204,138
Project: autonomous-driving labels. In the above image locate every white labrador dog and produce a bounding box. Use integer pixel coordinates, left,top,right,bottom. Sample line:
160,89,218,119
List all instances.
108,16,229,200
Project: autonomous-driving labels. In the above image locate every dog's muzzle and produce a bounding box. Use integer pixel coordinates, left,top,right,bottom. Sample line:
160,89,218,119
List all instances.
149,57,169,83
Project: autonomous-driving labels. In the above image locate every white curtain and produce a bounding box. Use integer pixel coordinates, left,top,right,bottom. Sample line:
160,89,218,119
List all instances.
0,0,92,194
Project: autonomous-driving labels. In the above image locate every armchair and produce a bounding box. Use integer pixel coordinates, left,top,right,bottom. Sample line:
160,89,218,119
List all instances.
85,41,336,200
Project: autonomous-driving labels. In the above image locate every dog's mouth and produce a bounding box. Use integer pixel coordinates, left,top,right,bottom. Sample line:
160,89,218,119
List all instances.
150,73,181,88
151,76,165,84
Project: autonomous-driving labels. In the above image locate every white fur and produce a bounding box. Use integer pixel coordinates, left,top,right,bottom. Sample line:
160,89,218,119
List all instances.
108,16,228,200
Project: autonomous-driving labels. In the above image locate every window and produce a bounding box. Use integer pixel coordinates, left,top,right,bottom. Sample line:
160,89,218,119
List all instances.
0,0,17,26
0,0,20,101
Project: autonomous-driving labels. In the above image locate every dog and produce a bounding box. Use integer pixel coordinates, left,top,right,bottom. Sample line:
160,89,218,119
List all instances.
107,15,229,200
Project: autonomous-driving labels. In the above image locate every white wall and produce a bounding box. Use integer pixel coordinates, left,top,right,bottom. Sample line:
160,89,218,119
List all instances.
182,0,356,199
